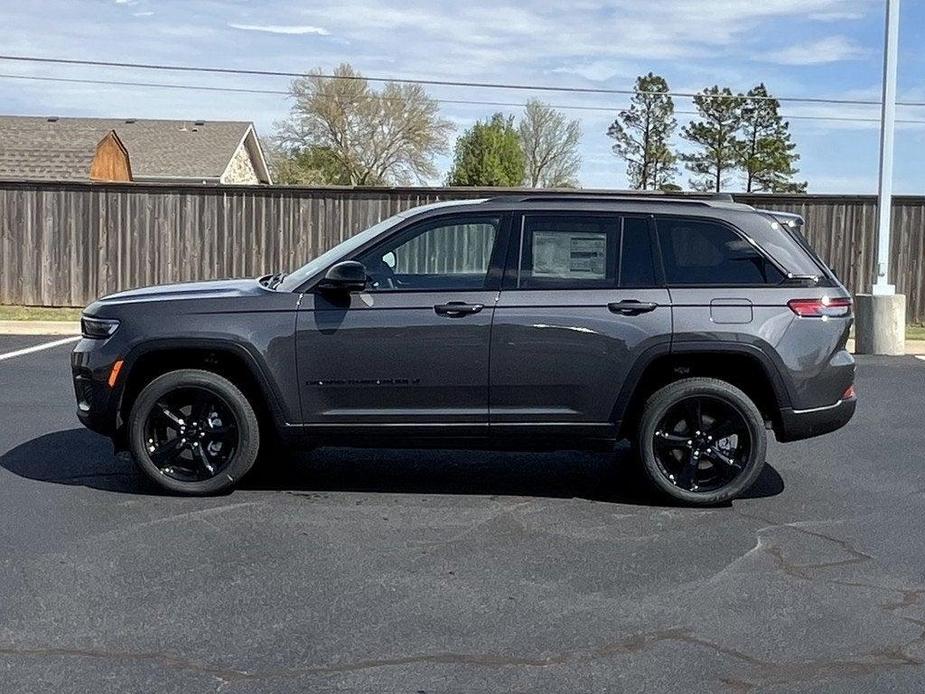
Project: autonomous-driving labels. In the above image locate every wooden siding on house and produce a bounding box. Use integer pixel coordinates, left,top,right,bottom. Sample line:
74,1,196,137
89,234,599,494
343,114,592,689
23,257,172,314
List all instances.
0,181,924,322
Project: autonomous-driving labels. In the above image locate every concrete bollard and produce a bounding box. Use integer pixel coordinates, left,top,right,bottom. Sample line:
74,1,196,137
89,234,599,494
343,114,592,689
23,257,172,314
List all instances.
854,293,906,355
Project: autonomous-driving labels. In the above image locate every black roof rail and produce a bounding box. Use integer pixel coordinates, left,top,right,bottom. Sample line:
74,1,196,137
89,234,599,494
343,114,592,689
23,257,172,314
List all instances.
485,190,746,207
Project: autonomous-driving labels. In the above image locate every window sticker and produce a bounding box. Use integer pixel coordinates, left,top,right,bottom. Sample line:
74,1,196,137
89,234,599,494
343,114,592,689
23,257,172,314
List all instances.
532,231,607,279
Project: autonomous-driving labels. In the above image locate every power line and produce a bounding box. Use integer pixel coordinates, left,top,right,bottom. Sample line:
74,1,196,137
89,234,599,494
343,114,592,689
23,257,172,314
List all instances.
3,72,923,126
1,53,923,108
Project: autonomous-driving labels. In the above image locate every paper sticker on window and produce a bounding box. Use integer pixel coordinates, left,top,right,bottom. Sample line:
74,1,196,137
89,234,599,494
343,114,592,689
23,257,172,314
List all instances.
532,232,607,278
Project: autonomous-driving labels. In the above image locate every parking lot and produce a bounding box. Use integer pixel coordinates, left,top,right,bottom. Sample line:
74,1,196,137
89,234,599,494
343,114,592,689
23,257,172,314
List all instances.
0,335,923,692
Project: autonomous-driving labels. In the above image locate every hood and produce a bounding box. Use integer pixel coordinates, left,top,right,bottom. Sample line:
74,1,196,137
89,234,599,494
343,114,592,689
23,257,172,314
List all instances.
87,278,268,309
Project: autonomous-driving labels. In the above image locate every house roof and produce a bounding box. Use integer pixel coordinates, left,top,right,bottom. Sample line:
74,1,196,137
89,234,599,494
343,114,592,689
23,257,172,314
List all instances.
0,116,270,183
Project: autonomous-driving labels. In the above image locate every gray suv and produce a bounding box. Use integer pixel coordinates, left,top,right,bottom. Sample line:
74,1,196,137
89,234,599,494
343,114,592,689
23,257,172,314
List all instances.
72,194,856,504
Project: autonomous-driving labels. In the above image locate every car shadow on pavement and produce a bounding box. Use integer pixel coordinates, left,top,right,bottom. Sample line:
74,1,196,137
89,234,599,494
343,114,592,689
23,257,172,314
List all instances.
0,428,156,494
1,429,785,506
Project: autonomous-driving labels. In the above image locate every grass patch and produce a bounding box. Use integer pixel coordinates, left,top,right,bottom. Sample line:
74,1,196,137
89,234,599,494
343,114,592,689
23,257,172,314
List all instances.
907,324,925,341
0,305,83,321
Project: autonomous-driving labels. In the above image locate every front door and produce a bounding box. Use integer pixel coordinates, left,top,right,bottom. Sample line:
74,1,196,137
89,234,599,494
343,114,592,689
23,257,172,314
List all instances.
489,211,672,437
295,213,507,436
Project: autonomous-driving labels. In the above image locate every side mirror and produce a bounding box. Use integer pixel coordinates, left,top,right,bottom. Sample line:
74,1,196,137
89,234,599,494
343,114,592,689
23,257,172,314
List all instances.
319,260,367,292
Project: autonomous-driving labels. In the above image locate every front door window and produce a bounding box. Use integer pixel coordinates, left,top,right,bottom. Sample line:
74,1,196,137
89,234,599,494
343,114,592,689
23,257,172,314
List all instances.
357,217,500,291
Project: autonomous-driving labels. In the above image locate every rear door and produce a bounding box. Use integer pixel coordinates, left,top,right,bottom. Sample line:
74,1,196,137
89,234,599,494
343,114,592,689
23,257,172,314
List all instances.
489,211,671,435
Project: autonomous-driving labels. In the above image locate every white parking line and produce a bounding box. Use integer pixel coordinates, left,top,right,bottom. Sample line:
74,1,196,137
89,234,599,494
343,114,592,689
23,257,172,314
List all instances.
916,355,925,362
0,336,81,361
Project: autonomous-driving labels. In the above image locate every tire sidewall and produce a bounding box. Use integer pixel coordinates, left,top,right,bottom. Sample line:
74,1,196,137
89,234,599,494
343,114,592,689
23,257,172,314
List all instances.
129,369,260,495
638,379,767,505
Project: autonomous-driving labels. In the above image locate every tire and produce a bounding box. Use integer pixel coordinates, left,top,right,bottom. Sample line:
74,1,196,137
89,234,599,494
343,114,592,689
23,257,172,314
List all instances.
128,369,260,495
637,377,767,506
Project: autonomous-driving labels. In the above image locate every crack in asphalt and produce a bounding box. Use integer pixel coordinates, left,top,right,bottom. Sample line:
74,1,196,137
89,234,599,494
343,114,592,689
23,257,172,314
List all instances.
732,509,921,599
5,508,917,691
2,624,922,691
4,493,923,690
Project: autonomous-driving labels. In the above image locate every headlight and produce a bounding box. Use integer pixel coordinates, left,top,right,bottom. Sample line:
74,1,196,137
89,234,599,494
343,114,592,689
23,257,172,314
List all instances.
81,316,120,339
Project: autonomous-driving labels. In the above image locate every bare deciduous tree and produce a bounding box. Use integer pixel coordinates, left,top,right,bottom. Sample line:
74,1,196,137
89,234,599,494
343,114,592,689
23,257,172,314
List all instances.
518,99,582,187
274,63,453,185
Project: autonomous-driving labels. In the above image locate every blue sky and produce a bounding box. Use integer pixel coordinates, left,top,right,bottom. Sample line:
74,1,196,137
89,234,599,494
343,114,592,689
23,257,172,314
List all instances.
1,0,923,192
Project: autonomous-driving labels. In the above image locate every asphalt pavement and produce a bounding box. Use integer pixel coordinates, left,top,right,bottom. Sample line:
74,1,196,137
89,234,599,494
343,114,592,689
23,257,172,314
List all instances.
1,335,924,693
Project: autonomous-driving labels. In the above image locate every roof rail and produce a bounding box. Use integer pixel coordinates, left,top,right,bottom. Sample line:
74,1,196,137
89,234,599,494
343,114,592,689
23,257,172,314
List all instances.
486,190,746,207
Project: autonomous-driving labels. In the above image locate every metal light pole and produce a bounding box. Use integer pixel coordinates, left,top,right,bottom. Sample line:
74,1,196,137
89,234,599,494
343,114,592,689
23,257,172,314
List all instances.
856,0,905,355
873,0,900,295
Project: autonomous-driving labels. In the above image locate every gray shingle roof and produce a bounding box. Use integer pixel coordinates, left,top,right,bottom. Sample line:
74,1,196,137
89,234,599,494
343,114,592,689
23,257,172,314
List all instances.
0,116,259,181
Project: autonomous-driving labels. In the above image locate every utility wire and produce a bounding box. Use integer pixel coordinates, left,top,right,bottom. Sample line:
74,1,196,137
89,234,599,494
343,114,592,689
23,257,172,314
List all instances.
2,72,923,126
1,53,923,108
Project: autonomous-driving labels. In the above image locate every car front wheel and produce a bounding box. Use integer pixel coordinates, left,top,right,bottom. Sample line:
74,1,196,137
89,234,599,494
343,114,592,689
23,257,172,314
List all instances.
128,369,260,495
637,377,767,505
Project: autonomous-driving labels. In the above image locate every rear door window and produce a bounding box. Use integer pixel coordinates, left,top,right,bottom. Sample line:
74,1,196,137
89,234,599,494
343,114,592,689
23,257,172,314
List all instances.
656,218,784,286
510,213,658,289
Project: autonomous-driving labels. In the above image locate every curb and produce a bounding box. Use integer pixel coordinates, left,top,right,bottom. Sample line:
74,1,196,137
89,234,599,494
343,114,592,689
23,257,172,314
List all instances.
846,338,925,356
0,320,81,335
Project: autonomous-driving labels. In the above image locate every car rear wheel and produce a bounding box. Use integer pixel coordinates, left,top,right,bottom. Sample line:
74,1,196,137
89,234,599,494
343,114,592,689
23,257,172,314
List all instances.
128,369,260,495
637,377,766,505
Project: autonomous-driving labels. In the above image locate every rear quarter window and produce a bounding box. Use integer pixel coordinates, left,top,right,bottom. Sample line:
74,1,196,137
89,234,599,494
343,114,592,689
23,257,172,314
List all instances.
657,218,784,286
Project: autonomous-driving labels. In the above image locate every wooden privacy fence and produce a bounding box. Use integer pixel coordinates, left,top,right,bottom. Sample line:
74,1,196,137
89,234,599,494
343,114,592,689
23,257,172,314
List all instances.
1,180,924,321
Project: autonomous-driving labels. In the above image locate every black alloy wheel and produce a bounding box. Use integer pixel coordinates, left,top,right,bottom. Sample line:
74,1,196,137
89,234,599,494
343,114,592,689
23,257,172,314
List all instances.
143,386,239,482
652,395,751,493
638,378,767,505
129,369,260,495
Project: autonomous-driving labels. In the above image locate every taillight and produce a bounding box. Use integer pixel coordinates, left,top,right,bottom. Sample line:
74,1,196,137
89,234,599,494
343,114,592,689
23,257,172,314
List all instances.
787,296,852,318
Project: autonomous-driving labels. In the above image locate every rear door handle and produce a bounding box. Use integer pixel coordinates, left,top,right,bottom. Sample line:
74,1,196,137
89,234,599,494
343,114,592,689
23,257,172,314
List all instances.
434,301,484,317
608,300,658,316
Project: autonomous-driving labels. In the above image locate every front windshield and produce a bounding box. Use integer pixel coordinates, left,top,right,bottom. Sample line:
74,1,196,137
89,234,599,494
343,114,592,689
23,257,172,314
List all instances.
276,212,406,292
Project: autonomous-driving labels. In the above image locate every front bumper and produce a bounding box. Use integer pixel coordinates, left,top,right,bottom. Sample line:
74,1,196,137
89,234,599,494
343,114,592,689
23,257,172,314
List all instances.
776,395,857,442
71,338,124,437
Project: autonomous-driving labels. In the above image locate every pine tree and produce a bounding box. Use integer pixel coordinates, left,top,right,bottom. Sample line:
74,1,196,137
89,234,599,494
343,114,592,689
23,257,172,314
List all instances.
681,86,744,192
607,73,678,190
738,84,806,193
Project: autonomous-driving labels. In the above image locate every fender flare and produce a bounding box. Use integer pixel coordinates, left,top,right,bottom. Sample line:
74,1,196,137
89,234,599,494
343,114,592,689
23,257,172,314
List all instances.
118,337,291,425
611,340,794,427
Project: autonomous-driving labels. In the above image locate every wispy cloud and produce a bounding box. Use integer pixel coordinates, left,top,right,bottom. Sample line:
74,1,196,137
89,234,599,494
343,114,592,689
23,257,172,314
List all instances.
551,60,636,82
808,10,865,21
228,23,329,36
767,36,867,65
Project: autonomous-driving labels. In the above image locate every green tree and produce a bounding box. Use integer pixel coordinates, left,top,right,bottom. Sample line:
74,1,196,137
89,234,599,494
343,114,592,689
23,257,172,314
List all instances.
681,86,745,192
269,144,352,185
738,83,806,193
447,113,526,186
274,63,453,185
607,73,678,190
518,99,581,187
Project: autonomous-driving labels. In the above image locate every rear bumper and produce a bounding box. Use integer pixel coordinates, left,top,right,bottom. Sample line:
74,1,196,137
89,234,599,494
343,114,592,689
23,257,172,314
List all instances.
776,395,856,442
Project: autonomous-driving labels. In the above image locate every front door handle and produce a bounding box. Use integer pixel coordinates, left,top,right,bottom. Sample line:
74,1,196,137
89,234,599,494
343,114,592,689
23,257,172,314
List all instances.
608,300,659,316
434,301,484,317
